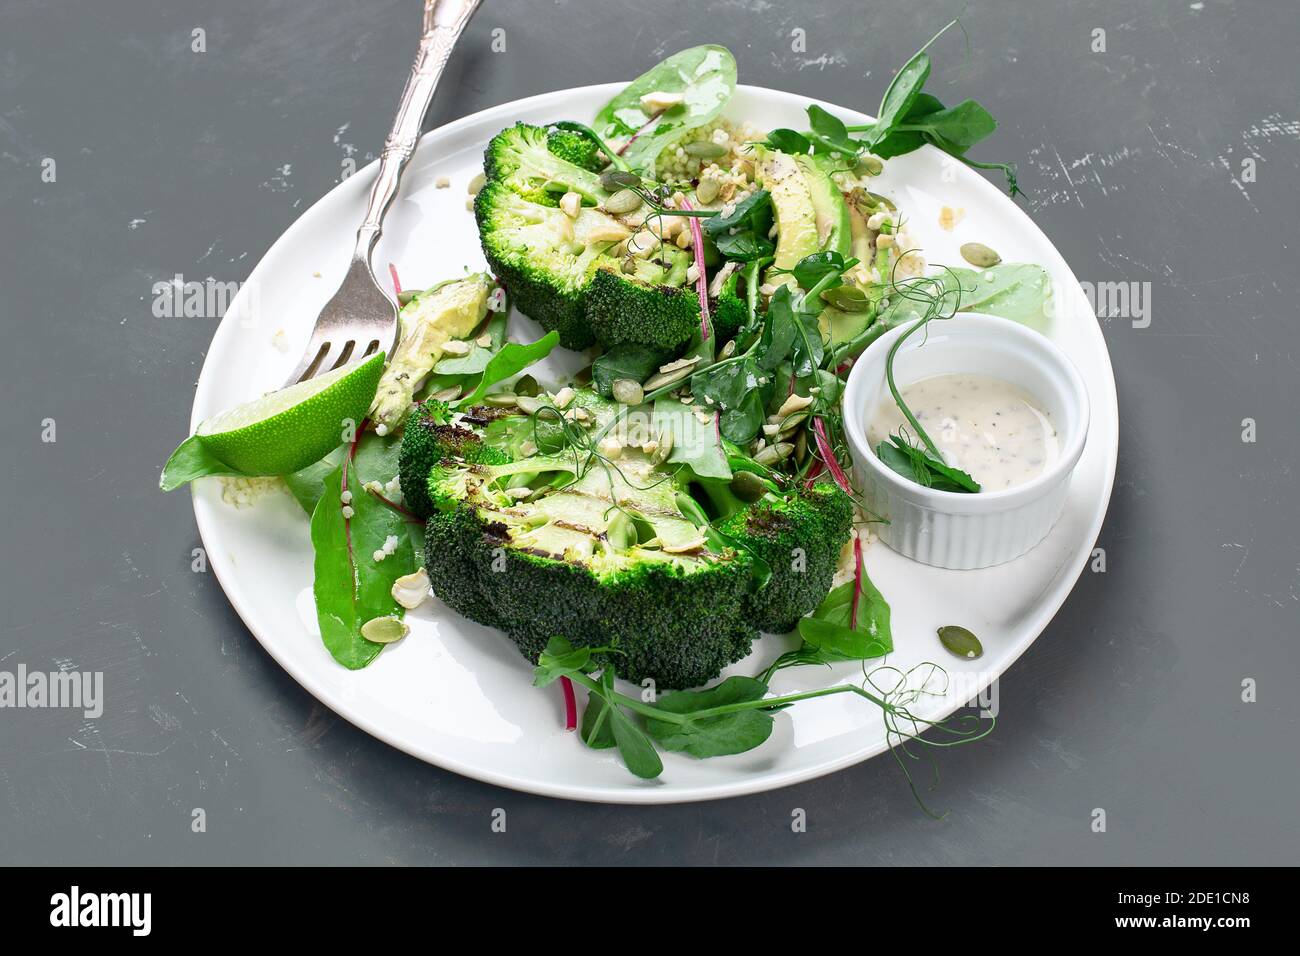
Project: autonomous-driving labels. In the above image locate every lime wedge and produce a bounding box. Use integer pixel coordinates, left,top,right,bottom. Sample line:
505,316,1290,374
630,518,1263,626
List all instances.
195,351,385,475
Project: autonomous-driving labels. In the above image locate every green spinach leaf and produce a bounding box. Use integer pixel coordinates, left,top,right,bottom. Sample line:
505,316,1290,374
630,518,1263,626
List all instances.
592,343,669,399
643,676,775,757
942,264,1053,331
593,45,737,175
309,434,416,670
453,331,559,408
652,398,731,480
159,435,246,491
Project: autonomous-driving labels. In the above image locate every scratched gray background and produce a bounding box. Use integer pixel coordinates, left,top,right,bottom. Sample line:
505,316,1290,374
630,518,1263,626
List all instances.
1,0,1297,866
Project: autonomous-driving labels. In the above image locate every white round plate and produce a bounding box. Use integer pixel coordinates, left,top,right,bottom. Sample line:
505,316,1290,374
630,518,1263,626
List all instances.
191,84,1117,803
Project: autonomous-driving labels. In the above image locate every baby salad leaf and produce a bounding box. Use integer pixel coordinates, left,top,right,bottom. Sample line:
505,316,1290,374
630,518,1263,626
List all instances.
533,635,595,687
609,704,664,779
593,45,737,175
580,675,618,750
643,676,775,758
806,104,859,157
689,356,769,444
309,433,417,670
159,435,247,491
876,435,980,493
284,446,347,514
453,331,559,408
592,343,669,399
762,128,812,155
702,189,774,262
797,569,893,662
942,264,1053,331
652,398,731,480
430,311,508,376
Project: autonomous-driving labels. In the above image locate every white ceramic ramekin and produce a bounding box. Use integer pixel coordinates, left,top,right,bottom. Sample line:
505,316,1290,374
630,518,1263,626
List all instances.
843,313,1090,570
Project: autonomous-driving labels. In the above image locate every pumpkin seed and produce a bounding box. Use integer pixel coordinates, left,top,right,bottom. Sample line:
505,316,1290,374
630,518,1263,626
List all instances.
729,470,769,503
754,442,794,466
642,365,692,392
960,242,1001,268
611,378,644,406
361,616,409,644
513,374,539,397
684,141,728,159
775,392,814,419
604,189,643,215
652,428,673,465
856,155,884,176
777,411,809,435
514,395,543,415
600,170,641,191
938,625,984,660
482,392,518,407
431,385,462,402
695,177,720,204
822,284,872,312
604,509,636,552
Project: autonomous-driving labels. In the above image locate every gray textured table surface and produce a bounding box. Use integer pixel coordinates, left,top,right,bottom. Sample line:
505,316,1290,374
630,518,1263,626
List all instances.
2,0,1297,865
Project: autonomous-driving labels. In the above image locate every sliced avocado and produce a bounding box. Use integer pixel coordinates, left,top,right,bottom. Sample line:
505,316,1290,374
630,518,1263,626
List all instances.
818,306,873,348
754,148,820,288
796,155,851,260
847,202,874,269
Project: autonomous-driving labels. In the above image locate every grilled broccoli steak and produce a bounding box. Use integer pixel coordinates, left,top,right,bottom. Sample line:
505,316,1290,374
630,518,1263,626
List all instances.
475,123,747,350
398,399,508,519
399,387,856,685
416,401,756,689
718,483,855,634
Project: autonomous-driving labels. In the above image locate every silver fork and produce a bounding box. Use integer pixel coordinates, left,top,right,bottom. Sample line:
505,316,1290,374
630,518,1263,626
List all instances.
285,0,483,386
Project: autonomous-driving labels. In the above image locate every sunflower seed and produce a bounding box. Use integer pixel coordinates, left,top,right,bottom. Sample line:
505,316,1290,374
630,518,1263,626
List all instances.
611,378,645,406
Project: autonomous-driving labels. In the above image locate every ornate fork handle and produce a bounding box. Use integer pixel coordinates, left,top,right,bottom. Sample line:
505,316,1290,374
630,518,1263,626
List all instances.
353,0,483,262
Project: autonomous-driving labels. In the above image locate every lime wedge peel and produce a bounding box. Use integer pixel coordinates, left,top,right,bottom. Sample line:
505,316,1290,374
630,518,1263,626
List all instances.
193,351,385,477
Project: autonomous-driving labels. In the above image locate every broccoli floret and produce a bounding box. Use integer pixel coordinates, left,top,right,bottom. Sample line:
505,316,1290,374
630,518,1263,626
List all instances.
546,128,605,172
398,399,508,519
717,481,855,634
586,265,748,349
477,122,754,351
485,123,606,205
417,397,758,689
475,181,611,348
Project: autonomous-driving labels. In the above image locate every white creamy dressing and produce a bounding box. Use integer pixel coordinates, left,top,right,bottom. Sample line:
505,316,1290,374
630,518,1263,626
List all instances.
868,373,1059,491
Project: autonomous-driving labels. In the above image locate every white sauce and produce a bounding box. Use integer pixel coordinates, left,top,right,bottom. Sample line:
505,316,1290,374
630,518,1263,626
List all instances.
868,374,1058,491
